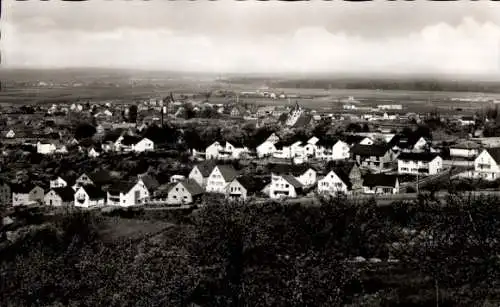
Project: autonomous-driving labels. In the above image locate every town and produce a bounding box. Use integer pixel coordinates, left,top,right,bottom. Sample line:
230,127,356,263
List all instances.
1,89,500,210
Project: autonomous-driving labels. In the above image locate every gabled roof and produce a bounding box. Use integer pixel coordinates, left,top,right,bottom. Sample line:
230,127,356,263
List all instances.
139,174,160,191
344,135,366,146
223,139,246,149
216,165,239,182
484,148,500,164
293,114,313,128
235,176,271,193
81,185,106,199
451,141,481,150
108,181,137,195
88,170,113,185
194,160,217,177
398,152,440,162
11,183,39,194
179,179,204,196
269,163,315,177
324,168,352,190
316,138,342,148
281,175,303,189
351,144,391,157
275,138,302,148
363,174,398,188
50,187,75,202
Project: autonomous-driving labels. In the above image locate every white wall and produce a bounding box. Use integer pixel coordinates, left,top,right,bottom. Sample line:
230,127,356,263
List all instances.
44,191,64,207
227,180,248,200
317,171,348,195
269,175,297,199
257,141,276,158
167,182,194,205
397,157,442,176
12,193,30,206
206,167,229,194
189,167,207,187
474,150,500,180
50,177,67,189
296,169,316,186
450,148,479,158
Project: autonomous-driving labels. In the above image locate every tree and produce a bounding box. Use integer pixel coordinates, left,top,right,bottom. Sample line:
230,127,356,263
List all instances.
74,123,96,140
128,105,138,123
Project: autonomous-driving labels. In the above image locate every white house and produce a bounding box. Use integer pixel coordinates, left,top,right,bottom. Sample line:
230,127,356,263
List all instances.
474,148,500,180
88,147,101,158
362,174,399,195
167,179,204,205
188,161,216,188
269,174,303,199
315,139,350,161
107,179,150,207
269,164,317,187
5,130,15,139
273,140,304,160
74,185,106,208
450,141,481,159
114,135,154,153
36,142,57,155
44,187,74,207
12,184,44,206
317,169,351,195
302,136,319,157
397,152,443,176
206,141,249,160
206,165,239,194
134,138,155,152
351,144,395,172
256,141,277,158
50,176,68,189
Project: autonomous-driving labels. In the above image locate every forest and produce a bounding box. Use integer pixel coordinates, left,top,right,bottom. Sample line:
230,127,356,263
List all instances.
1,194,500,306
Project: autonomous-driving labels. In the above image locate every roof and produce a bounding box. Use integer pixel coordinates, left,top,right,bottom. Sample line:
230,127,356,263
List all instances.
50,187,75,202
120,135,142,146
316,138,341,148
108,181,137,195
293,114,313,128
327,167,352,190
461,116,475,121
485,148,500,164
451,141,481,150
398,152,440,162
363,174,398,188
216,165,239,182
269,163,314,176
235,176,271,193
281,175,303,189
11,183,39,194
88,170,113,185
179,179,204,196
344,135,366,145
351,144,390,157
275,138,301,148
139,174,160,191
81,185,106,199
194,160,217,177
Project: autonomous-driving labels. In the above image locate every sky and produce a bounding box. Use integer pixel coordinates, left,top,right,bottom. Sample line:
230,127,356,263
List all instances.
2,1,500,76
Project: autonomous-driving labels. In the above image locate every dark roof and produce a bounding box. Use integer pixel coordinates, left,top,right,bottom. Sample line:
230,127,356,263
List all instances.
293,114,313,128
216,165,239,182
451,141,481,149
179,179,204,196
398,152,440,162
275,138,301,148
363,174,398,188
281,175,303,189
194,161,217,177
269,164,314,177
351,144,390,157
11,183,38,194
50,187,75,202
344,135,366,145
328,168,352,190
139,174,160,191
485,148,500,164
224,139,246,148
81,185,106,199
108,181,136,195
235,176,271,193
316,138,341,148
88,170,113,185
121,135,142,146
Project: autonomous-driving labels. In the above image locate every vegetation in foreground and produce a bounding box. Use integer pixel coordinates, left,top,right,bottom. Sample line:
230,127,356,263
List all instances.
2,196,500,306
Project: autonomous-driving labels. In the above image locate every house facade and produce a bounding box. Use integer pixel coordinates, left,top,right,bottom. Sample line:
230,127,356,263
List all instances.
256,141,277,158
269,174,302,199
351,144,395,172
450,141,481,158
134,138,155,152
397,153,443,176
188,162,215,188
317,170,350,195
167,180,204,205
44,187,74,207
206,141,249,160
50,176,68,189
362,174,399,195
12,185,44,206
474,148,500,180
107,179,150,207
74,186,106,208
226,179,248,201
315,140,350,161
206,165,238,194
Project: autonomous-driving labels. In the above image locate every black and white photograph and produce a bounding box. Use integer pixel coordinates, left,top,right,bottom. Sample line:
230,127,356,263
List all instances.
2,0,500,305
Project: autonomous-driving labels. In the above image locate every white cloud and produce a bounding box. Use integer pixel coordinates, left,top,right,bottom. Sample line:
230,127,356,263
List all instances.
2,17,500,76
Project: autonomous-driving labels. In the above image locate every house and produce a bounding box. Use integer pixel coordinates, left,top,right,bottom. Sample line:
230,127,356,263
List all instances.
230,105,248,117
44,187,75,206
189,161,216,188
302,136,319,157
206,165,239,194
450,141,481,158
170,175,186,183
265,133,280,144
50,176,68,189
205,140,249,160
269,163,317,187
36,141,57,155
166,179,204,205
273,139,304,160
107,179,150,207
0,181,11,206
256,106,276,118
397,152,443,176
362,174,399,194
134,138,155,152
474,148,500,180
4,129,15,139
351,144,395,172
458,116,476,126
74,185,106,208
75,170,113,188
269,174,303,199
88,147,102,158
226,176,270,201
118,135,154,153
256,140,277,158
317,162,363,195
138,174,160,195
315,139,350,161
12,184,44,206
390,136,431,153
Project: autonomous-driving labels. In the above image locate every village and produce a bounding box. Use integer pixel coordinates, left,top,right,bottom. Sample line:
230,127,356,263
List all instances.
1,89,500,210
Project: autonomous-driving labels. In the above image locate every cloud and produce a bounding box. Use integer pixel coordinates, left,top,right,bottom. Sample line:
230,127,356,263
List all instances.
2,11,500,75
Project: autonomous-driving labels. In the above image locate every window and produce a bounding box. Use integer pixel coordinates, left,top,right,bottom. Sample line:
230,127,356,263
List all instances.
285,184,289,188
